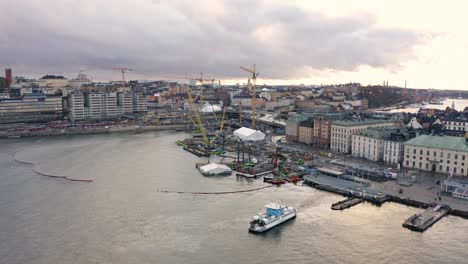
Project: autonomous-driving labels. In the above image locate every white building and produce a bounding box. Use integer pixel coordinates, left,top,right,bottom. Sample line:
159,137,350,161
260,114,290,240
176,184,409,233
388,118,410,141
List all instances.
69,71,92,89
38,75,69,88
118,93,133,114
68,92,146,121
443,118,468,132
68,93,85,121
132,93,147,112
331,119,401,153
352,129,387,162
407,117,422,129
403,135,468,176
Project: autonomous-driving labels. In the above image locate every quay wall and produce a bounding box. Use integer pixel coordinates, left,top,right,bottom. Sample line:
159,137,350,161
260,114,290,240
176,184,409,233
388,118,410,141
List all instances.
0,125,185,140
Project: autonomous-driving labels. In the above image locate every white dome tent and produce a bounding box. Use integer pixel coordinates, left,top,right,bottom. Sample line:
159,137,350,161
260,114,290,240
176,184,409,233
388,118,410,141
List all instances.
233,127,265,141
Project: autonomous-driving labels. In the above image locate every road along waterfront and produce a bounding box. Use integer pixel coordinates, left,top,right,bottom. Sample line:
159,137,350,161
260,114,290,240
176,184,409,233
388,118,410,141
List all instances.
1,131,468,264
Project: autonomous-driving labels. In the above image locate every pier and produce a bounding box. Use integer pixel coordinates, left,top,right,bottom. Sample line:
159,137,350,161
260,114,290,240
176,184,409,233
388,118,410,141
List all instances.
303,173,389,205
303,173,467,231
402,205,449,232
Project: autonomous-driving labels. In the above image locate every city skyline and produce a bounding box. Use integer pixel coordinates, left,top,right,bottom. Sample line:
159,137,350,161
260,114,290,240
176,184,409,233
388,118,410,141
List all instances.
1,0,467,89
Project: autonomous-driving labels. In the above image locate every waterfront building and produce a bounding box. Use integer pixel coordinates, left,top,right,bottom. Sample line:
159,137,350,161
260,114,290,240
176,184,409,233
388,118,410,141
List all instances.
68,92,147,121
0,94,63,123
68,93,85,121
331,119,400,153
313,116,332,149
297,118,313,144
286,114,307,142
118,92,133,114
132,93,147,112
403,135,468,176
351,126,414,164
383,128,416,165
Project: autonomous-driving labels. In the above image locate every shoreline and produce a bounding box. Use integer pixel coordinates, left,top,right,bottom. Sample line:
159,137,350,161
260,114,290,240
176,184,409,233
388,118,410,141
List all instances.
0,124,186,140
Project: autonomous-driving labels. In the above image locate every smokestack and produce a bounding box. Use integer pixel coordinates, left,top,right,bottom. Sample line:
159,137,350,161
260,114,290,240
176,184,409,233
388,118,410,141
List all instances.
405,78,407,89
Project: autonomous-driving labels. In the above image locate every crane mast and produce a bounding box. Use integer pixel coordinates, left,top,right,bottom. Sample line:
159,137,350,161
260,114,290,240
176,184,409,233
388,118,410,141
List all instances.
240,64,259,129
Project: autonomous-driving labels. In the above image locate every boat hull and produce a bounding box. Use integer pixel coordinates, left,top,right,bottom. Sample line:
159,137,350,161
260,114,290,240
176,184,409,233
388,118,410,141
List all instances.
249,211,296,233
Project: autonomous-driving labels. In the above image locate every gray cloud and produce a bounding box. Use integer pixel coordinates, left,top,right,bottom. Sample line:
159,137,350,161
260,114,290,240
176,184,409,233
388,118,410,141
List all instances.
0,0,430,80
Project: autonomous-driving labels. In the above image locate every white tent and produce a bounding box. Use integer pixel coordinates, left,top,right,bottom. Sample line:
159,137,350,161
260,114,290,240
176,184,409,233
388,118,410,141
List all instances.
233,127,266,141
199,163,232,176
201,103,222,113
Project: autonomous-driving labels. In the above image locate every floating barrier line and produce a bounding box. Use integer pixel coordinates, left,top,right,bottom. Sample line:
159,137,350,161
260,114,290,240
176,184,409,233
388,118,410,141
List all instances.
158,185,274,195
11,148,93,183
10,149,34,165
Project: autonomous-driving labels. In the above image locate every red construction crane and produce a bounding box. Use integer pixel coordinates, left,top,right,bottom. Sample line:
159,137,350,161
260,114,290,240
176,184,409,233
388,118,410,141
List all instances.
240,64,259,129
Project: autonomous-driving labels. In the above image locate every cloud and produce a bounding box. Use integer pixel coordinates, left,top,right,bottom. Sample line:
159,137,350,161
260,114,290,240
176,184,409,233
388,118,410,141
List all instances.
0,0,430,80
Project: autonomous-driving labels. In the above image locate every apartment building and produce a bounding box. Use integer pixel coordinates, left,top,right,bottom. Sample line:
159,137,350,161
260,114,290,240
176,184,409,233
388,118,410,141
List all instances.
313,116,332,149
68,93,85,121
331,119,400,153
286,114,307,142
68,92,147,121
298,118,313,144
351,126,414,163
132,93,148,112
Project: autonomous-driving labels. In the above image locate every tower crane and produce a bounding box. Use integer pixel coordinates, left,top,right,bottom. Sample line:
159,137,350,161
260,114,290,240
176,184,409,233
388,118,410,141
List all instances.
240,64,259,129
190,72,216,107
112,67,133,87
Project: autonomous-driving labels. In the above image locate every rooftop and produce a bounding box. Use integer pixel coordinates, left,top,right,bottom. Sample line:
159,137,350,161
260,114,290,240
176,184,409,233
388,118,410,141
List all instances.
331,119,396,126
405,135,468,152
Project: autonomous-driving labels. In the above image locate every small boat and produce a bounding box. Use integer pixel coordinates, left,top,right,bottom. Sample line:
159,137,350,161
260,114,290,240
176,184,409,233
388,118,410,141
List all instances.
263,175,274,182
249,203,296,233
270,178,286,185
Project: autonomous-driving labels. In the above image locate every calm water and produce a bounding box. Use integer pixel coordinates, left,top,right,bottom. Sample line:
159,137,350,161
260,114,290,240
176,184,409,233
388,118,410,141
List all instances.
1,132,468,264
385,98,468,113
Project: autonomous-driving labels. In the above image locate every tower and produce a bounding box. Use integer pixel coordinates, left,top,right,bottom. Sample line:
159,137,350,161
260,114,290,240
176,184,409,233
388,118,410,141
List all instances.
5,68,12,88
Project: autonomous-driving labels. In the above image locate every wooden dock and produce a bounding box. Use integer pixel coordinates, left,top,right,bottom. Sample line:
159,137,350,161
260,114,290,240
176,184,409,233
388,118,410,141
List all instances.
402,204,449,232
331,197,363,210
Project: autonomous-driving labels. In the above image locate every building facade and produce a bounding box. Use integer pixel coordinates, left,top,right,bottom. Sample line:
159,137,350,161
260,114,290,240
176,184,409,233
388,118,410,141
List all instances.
313,116,332,149
38,75,69,88
286,114,307,142
443,118,468,132
68,92,147,121
331,119,400,153
403,135,468,176
351,126,414,164
0,94,63,123
298,118,313,144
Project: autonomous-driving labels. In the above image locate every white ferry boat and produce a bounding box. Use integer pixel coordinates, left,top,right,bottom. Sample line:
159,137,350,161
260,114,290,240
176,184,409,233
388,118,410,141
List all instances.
248,203,296,233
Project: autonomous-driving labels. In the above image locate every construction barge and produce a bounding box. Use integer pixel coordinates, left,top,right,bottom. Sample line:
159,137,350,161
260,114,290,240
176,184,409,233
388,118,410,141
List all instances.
331,197,362,210
402,204,450,232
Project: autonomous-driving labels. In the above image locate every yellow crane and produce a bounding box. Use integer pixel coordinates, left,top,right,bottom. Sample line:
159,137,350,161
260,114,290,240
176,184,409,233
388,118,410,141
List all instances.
240,64,259,129
191,72,214,107
186,87,209,146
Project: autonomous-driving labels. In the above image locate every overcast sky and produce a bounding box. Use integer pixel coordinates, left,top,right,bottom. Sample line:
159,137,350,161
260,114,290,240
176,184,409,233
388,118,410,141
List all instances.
1,0,467,89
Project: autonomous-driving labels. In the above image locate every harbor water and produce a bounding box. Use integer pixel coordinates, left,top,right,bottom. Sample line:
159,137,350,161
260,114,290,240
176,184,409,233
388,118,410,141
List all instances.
1,132,468,264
